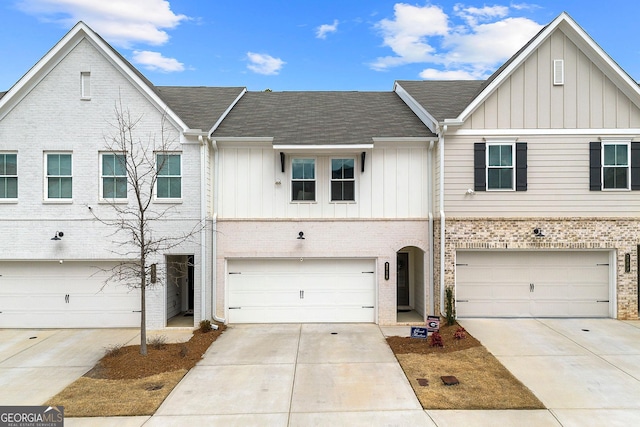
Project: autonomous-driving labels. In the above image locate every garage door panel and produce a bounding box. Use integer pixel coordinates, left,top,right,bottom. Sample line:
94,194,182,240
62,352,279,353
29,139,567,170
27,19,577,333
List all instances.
0,261,140,328
456,251,611,318
227,258,376,323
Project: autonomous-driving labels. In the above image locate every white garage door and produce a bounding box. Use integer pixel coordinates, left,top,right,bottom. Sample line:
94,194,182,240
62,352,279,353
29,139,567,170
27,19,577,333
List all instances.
227,258,376,323
456,251,611,318
0,261,140,328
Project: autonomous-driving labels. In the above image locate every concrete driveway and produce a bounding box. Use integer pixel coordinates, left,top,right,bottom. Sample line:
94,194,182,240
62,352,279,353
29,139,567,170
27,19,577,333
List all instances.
148,323,430,426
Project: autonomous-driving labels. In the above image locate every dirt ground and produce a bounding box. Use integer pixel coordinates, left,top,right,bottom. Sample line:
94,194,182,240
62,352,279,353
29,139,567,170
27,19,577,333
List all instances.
386,322,545,410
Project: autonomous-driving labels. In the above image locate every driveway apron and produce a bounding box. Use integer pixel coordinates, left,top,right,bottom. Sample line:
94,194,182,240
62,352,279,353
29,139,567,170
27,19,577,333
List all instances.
150,323,432,426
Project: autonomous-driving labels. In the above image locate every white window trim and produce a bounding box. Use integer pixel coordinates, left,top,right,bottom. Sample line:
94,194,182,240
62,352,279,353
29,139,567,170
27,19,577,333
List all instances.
44,152,73,203
486,142,515,191
329,157,356,203
154,152,183,203
0,151,18,203
81,71,91,100
291,157,317,203
601,140,631,191
99,152,128,203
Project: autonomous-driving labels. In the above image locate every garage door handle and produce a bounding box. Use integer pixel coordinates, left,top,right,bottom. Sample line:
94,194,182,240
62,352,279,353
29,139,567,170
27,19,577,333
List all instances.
65,294,70,303
597,300,609,303
362,306,374,309
530,283,534,292
229,307,242,310
456,299,469,303
300,290,304,299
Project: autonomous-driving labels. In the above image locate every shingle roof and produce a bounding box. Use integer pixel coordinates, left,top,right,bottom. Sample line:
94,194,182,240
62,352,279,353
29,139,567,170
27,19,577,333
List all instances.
212,91,435,144
396,80,485,122
156,86,245,131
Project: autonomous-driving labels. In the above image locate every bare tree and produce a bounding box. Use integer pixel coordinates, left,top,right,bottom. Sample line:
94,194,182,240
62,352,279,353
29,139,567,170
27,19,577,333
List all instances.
91,98,201,355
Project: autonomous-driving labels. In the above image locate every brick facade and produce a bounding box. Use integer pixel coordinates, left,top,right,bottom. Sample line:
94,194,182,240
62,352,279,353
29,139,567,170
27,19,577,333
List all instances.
433,218,640,319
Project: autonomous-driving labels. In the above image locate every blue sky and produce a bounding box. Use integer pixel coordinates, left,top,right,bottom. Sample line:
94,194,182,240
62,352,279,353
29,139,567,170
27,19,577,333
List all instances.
1,1,639,91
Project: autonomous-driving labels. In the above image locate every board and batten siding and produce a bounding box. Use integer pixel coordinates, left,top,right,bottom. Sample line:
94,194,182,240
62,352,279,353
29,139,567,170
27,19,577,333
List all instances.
462,30,640,130
217,142,430,219
444,134,640,217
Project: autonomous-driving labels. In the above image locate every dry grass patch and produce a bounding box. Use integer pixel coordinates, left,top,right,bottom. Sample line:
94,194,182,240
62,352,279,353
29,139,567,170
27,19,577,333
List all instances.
387,322,544,410
45,324,225,417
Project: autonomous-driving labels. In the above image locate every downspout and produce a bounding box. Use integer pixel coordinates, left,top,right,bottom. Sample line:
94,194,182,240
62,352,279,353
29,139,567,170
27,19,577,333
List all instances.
428,141,435,315
210,138,225,324
198,136,208,325
439,125,447,316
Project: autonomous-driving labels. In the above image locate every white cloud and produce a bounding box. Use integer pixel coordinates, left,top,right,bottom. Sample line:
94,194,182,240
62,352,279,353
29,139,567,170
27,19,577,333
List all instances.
372,3,449,70
246,52,285,75
419,68,478,80
372,3,543,79
16,0,188,47
316,19,339,39
132,50,184,72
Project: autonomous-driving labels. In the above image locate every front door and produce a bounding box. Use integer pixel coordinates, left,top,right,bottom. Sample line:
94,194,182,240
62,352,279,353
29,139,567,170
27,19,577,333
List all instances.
397,253,409,306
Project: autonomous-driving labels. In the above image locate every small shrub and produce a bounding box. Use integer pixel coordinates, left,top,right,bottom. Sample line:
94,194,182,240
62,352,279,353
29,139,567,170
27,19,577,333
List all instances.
445,287,456,326
148,335,167,350
179,344,189,358
104,344,123,358
199,319,212,333
454,327,467,340
429,331,444,347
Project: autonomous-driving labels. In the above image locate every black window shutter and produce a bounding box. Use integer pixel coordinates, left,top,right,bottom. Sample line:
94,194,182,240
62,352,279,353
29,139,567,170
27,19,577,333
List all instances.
474,143,486,191
589,141,601,191
516,142,527,191
631,142,640,190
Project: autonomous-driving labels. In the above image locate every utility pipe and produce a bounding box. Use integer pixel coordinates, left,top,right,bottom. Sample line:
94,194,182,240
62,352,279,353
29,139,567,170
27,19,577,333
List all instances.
210,139,225,324
439,125,447,316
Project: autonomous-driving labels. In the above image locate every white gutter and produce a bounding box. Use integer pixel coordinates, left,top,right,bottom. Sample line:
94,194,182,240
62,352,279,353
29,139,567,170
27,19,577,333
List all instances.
210,139,225,324
439,125,447,316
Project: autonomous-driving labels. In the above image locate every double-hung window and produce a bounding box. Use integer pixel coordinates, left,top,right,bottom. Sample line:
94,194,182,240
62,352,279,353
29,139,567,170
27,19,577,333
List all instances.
0,153,17,200
590,140,640,191
487,143,514,190
156,153,181,199
602,142,629,190
101,153,127,200
292,158,315,201
46,153,72,200
474,142,527,192
331,158,355,201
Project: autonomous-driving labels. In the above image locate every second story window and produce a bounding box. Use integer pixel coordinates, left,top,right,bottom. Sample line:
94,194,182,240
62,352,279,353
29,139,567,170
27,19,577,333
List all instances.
0,153,17,199
331,158,355,201
602,142,629,190
46,153,72,200
101,153,127,200
292,158,315,201
156,153,182,199
487,143,514,190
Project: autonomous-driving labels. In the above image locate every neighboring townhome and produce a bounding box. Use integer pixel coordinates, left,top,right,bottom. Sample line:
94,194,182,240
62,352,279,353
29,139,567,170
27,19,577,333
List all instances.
396,12,640,320
0,22,244,329
210,91,436,325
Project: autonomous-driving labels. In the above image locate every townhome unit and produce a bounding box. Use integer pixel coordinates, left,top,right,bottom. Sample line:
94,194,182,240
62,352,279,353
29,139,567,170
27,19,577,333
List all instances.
396,12,640,320
1,12,638,330
0,22,244,329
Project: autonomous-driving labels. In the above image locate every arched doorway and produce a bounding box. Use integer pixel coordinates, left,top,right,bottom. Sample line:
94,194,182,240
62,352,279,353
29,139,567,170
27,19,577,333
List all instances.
397,246,426,323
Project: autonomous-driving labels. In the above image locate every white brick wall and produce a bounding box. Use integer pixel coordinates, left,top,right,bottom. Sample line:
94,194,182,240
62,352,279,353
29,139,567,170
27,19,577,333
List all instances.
214,219,430,325
0,38,206,329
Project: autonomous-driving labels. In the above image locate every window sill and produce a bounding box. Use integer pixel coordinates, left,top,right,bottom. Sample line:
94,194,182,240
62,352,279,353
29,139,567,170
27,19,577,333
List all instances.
43,199,73,204
330,200,356,204
154,198,183,204
0,199,18,204
290,200,317,204
99,199,129,204
602,188,631,192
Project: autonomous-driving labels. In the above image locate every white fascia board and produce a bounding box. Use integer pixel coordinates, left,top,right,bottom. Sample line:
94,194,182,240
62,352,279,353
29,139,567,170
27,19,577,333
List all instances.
208,88,248,135
274,144,374,152
393,82,439,133
450,128,640,137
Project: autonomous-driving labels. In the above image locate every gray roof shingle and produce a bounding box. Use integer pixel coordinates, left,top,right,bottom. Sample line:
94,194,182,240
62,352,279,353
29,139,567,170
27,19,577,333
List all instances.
212,91,435,144
156,86,245,131
396,80,485,122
